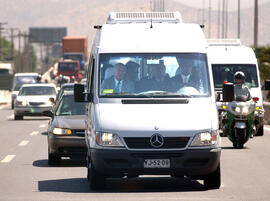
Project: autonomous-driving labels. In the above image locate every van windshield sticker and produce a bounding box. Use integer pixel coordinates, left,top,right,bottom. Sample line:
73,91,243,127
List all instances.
103,89,114,94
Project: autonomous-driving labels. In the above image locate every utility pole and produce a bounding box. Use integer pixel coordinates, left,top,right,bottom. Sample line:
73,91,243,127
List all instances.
225,0,228,39
217,0,221,38
254,0,258,47
0,22,8,59
237,0,241,38
222,0,225,38
202,0,205,25
208,0,211,38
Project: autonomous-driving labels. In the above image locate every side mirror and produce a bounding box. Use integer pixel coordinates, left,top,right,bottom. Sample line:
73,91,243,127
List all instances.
264,80,270,90
42,110,54,118
74,84,85,102
222,82,234,102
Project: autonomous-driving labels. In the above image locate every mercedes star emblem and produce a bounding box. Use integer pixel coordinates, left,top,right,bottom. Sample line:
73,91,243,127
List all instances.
150,133,164,148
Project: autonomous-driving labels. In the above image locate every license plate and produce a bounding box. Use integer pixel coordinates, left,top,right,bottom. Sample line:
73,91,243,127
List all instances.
144,159,170,168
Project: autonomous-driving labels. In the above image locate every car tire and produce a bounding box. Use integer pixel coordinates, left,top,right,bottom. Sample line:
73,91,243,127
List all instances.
204,163,221,190
87,159,106,190
14,115,23,120
256,125,264,136
48,153,60,166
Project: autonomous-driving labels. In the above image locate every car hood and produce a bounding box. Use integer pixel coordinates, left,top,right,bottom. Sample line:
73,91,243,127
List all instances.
53,115,86,129
96,98,218,137
16,95,56,102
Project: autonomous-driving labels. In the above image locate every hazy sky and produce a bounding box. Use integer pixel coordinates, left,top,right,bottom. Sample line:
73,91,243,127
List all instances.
174,0,270,11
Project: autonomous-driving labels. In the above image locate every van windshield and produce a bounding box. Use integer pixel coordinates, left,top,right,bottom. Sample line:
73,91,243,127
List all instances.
212,64,258,89
99,53,210,98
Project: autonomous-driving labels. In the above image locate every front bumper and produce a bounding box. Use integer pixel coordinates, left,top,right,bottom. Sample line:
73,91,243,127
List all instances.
14,106,52,116
90,148,221,177
48,134,87,157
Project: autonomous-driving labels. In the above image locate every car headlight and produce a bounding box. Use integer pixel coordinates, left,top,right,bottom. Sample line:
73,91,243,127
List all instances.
190,131,218,147
16,100,27,106
52,128,72,135
95,132,124,147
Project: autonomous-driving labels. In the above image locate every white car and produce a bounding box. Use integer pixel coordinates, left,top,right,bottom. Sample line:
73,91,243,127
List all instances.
14,83,57,120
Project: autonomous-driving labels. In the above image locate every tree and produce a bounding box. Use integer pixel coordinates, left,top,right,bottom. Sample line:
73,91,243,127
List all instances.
0,37,16,61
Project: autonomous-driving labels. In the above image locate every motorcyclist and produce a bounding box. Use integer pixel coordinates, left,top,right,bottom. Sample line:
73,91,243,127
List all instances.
234,71,253,138
234,71,251,101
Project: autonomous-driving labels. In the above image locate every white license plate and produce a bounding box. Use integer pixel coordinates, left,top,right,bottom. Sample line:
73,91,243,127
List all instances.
144,159,170,168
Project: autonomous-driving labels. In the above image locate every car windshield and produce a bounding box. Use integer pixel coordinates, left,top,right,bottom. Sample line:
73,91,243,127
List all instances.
55,86,74,102
58,62,78,71
13,76,37,90
56,95,87,116
99,53,210,98
212,64,258,89
19,86,56,96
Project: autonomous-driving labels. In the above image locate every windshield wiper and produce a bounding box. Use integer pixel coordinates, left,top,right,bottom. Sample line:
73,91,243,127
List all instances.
138,91,193,98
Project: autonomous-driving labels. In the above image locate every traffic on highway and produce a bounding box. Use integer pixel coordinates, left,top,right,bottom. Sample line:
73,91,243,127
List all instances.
1,9,270,201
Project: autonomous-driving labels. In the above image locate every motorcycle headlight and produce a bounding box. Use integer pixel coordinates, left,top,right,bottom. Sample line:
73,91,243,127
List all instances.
95,132,124,147
235,106,241,113
190,131,218,147
52,128,72,135
242,107,249,114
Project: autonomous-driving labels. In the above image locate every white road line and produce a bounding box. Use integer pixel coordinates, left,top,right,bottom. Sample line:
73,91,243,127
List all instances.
30,131,39,136
8,114,13,119
39,124,46,128
1,155,16,163
264,126,270,131
18,140,29,146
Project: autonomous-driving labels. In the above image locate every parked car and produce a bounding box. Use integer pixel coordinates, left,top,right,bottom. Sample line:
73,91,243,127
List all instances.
11,73,39,109
44,91,87,165
14,83,57,120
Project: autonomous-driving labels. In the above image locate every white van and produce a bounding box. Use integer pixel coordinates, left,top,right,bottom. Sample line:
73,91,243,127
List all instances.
207,39,264,136
75,12,221,190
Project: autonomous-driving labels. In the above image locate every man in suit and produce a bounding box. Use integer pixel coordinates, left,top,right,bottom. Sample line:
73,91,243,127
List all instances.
171,58,201,92
141,63,172,92
101,63,135,94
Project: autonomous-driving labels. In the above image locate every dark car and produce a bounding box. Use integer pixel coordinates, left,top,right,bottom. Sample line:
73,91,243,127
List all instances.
44,91,87,165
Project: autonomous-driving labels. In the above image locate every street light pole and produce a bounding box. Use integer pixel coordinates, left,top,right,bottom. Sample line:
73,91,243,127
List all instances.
254,0,258,47
237,0,241,39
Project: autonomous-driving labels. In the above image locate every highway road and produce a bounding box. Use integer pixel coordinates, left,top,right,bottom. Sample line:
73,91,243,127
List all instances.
0,103,270,201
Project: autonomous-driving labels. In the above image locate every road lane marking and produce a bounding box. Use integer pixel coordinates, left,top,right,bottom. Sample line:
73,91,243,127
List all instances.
18,140,29,146
30,131,39,136
8,114,13,119
40,124,46,128
1,155,16,163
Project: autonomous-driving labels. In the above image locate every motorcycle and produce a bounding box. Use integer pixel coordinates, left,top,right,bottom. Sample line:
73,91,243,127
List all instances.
221,95,259,149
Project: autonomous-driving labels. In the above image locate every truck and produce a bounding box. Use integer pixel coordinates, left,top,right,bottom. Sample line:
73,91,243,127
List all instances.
62,36,88,71
57,59,82,82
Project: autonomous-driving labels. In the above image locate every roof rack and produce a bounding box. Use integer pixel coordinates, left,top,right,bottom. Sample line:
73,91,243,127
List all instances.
106,12,182,24
207,39,242,46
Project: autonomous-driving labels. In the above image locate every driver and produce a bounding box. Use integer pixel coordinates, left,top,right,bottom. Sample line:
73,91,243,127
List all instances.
234,71,251,100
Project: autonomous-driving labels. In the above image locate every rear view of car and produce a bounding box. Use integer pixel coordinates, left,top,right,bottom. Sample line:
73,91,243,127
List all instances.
14,83,57,120
46,91,87,165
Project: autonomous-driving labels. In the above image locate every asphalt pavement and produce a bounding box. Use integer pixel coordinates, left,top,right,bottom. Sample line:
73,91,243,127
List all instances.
0,104,270,201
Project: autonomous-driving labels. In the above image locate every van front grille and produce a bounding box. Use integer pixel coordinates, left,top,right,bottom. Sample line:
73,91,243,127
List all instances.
124,137,190,149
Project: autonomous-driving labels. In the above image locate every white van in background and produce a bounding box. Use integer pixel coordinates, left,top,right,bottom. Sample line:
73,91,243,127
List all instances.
207,39,264,136
75,12,221,190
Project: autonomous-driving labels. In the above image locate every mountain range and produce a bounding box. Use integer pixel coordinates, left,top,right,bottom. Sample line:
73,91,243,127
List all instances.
0,0,269,47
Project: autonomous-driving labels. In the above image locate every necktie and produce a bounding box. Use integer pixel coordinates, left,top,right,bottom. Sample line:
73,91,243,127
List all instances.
184,76,188,84
116,81,121,93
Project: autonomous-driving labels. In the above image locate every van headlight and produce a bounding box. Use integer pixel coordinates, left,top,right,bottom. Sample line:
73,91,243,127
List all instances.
190,131,218,147
95,132,124,147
